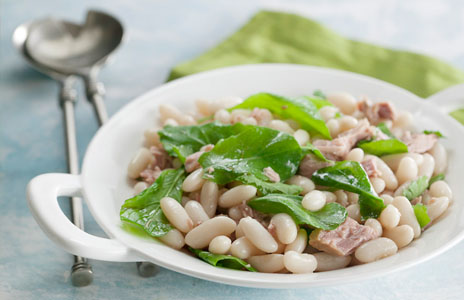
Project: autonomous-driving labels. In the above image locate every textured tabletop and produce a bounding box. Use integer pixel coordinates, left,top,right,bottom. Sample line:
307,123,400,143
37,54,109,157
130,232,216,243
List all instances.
1,0,464,299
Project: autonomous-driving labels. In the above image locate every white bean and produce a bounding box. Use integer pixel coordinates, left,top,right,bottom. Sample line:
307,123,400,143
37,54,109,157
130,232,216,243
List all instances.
393,111,413,130
285,175,315,195
195,98,211,115
273,241,287,254
380,194,394,205
378,204,400,229
163,118,178,127
218,185,257,208
285,119,301,130
371,177,386,194
283,251,317,274
427,197,450,221
160,197,193,233
158,229,185,249
346,148,364,162
270,213,298,244
381,153,408,172
396,157,418,186
127,148,153,179
235,222,245,238
285,229,308,253
335,190,349,207
327,92,357,114
210,96,243,113
355,238,398,263
294,129,310,146
214,109,231,124
327,119,340,137
313,252,352,271
200,181,219,218
144,128,161,147
240,217,278,253
268,120,294,134
429,181,452,199
319,106,338,121
409,153,424,167
241,117,258,126
208,235,232,255
392,196,421,238
184,216,236,249
230,237,264,259
133,181,148,195
248,254,285,273
367,155,398,190
364,218,383,238
418,153,435,179
228,206,243,222
184,201,210,226
346,204,361,223
383,225,414,248
339,116,358,132
393,180,411,197
182,169,206,192
159,104,195,125
347,192,359,204
302,190,326,211
322,191,337,203
429,142,447,175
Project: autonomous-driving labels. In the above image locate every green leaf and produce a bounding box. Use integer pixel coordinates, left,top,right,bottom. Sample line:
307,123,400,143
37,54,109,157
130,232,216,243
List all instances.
312,90,327,99
248,194,347,230
413,204,431,228
120,169,185,237
301,142,330,162
158,122,247,162
357,139,408,157
377,122,396,139
423,130,444,138
403,176,429,201
238,174,302,195
450,108,464,125
229,93,331,139
311,161,385,219
302,96,332,109
199,126,302,185
189,248,257,272
428,173,445,188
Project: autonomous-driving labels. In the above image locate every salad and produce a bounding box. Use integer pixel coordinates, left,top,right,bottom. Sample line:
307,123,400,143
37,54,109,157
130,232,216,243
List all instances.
120,91,452,274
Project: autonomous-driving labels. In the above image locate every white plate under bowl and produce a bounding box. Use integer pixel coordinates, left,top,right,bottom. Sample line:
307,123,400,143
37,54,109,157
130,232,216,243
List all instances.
27,64,464,288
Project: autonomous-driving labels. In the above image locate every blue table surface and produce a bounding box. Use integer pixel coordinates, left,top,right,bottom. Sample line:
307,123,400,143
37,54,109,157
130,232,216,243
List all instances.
1,0,464,299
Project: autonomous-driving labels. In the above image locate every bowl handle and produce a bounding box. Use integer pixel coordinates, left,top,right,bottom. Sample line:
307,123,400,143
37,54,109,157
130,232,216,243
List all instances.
27,173,140,262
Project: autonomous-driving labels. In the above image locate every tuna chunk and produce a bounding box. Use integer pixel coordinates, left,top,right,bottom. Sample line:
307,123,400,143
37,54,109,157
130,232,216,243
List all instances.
313,119,374,160
358,100,396,125
309,217,377,256
361,158,380,177
140,166,162,185
184,144,214,173
401,131,438,153
150,146,172,170
263,167,280,182
299,155,334,177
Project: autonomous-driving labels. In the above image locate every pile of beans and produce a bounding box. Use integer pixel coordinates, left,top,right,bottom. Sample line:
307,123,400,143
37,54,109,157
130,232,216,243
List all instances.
126,93,452,273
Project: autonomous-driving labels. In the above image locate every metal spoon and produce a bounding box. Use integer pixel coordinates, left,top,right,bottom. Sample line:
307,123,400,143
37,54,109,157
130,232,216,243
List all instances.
13,10,158,286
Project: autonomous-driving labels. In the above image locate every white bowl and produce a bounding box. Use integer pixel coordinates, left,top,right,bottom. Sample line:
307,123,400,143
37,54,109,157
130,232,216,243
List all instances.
27,64,464,288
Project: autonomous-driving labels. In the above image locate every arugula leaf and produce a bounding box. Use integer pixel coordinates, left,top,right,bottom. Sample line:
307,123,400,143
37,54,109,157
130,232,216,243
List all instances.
357,139,408,157
312,90,327,99
301,96,332,109
158,122,247,162
311,161,385,219
120,169,185,237
403,176,428,201
238,174,302,195
413,204,431,228
428,173,445,188
199,126,302,184
450,108,464,125
229,93,331,139
301,142,330,162
377,122,396,139
189,248,256,272
423,130,444,138
248,194,347,230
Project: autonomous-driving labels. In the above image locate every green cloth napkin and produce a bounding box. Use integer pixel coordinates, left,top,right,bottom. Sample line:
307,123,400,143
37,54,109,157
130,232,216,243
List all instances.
168,10,464,99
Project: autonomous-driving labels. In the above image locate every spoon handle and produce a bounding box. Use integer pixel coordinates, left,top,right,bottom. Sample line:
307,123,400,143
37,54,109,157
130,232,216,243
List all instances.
84,78,108,126
60,79,94,287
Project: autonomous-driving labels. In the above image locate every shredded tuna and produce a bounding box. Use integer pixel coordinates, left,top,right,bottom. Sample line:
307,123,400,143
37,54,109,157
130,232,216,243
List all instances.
309,217,377,256
313,119,374,160
263,167,280,182
150,146,172,170
184,144,214,172
250,108,272,126
139,167,162,185
361,158,380,177
234,203,270,227
401,131,438,153
358,99,396,125
299,155,334,177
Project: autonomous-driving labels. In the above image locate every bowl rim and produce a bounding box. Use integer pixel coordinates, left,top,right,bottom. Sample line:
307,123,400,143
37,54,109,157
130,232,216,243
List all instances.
81,63,464,288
